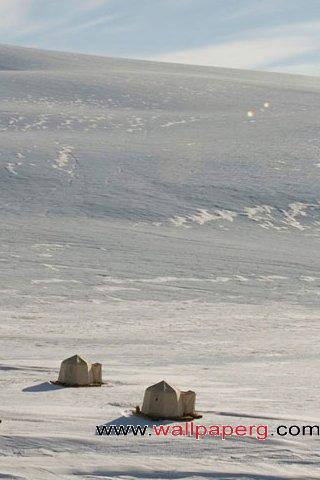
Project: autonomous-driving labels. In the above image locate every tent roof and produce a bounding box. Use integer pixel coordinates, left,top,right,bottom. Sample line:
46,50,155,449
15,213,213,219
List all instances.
61,354,88,365
146,380,179,393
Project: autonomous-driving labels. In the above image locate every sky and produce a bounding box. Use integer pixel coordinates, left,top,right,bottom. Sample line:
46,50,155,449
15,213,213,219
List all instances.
0,0,320,75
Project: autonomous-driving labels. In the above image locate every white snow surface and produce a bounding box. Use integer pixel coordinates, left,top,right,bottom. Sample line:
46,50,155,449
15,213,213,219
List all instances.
0,44,320,479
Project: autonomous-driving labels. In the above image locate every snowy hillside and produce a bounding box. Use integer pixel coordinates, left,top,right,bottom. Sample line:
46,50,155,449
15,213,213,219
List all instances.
0,44,319,479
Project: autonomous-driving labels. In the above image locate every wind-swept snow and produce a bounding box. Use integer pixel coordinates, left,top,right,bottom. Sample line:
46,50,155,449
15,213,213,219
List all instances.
0,44,320,479
53,146,76,177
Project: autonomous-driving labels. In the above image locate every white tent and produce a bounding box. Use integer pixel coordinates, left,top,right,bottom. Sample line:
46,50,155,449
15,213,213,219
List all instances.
141,380,196,419
57,354,102,386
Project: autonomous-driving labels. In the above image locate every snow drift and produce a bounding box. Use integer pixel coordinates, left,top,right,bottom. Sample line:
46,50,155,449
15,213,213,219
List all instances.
0,44,319,479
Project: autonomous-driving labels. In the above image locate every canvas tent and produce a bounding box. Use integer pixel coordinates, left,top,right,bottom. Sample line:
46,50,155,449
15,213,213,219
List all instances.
56,354,102,386
141,380,198,419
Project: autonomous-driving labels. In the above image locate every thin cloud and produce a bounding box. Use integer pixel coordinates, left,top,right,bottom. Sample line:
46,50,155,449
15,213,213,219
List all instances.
79,0,110,10
148,21,320,71
0,0,112,39
56,13,118,36
0,0,30,33
149,37,316,69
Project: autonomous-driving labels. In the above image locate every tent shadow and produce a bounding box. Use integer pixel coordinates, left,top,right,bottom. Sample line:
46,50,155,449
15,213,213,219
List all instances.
23,381,64,392
96,414,174,436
